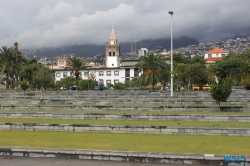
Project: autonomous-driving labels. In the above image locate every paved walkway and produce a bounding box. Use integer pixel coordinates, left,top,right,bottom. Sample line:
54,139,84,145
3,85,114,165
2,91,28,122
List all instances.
0,156,203,166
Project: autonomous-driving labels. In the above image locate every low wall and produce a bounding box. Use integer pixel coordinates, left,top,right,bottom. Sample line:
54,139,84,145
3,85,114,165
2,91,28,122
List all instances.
1,123,250,136
0,105,249,112
1,113,250,122
0,147,249,165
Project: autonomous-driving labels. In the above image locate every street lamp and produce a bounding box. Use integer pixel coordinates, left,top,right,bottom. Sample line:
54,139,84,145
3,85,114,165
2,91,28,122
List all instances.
169,11,174,96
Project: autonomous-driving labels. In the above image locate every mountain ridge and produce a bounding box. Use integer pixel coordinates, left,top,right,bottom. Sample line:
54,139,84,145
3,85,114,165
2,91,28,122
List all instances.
22,36,199,59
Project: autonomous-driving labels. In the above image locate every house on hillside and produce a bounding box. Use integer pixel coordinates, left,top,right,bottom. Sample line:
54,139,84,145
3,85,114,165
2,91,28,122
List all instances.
57,58,69,69
204,47,229,64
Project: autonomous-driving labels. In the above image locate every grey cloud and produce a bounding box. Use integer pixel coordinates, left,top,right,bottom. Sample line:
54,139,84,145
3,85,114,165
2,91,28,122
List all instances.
0,0,250,49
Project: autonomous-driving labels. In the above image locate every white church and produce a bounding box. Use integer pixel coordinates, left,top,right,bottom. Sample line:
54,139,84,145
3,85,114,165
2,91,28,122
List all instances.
53,28,139,86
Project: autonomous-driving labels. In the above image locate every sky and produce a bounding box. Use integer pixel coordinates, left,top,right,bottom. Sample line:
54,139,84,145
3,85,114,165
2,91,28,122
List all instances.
1,0,250,49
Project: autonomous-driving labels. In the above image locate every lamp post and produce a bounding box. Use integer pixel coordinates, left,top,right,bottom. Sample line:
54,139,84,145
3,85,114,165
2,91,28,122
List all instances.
169,11,174,96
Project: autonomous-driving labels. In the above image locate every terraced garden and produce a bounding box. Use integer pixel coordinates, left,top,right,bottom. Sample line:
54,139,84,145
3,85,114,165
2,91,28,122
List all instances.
0,90,250,155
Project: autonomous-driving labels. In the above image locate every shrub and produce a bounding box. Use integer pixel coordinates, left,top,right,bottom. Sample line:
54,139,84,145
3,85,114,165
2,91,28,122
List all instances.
113,82,127,90
79,79,97,90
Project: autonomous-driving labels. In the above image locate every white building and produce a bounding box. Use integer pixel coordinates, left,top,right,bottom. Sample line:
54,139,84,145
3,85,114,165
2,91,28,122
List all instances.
105,27,121,68
204,47,229,59
204,47,229,65
54,28,140,86
138,48,148,58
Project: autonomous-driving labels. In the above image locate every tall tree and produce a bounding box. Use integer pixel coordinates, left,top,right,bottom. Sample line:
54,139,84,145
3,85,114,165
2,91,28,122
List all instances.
0,46,17,89
20,60,43,87
67,57,86,90
174,62,208,91
210,76,232,112
173,52,187,64
14,42,19,62
32,67,54,104
210,52,250,89
14,42,20,89
136,52,169,89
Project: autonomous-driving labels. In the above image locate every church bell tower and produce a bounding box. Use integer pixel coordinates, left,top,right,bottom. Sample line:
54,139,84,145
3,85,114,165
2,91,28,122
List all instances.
105,27,120,68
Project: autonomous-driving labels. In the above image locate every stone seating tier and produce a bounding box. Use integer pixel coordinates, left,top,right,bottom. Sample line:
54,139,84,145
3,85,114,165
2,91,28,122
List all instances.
0,90,250,106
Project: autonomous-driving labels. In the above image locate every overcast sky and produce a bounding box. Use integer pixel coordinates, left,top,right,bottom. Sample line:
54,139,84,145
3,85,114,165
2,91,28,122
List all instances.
1,0,250,49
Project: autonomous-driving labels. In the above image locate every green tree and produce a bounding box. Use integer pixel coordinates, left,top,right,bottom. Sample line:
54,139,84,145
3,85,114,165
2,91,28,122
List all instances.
55,76,76,90
20,79,29,96
173,52,187,64
210,76,232,112
14,42,19,62
188,56,206,65
14,42,20,89
174,62,208,91
20,59,42,87
211,54,244,79
0,46,18,89
174,63,188,89
136,52,169,89
79,79,97,90
113,82,127,90
32,68,54,104
68,57,86,90
210,52,250,89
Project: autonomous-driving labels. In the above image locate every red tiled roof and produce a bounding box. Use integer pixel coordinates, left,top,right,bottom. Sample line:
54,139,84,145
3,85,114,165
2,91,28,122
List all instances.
205,57,223,62
206,47,228,54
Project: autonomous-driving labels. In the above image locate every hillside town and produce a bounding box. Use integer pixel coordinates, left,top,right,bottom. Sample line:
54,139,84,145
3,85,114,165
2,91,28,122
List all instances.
174,35,250,57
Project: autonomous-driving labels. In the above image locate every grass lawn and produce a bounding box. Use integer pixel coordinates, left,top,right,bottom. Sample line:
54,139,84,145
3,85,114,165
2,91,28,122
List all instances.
0,130,249,155
1,109,250,116
0,118,250,128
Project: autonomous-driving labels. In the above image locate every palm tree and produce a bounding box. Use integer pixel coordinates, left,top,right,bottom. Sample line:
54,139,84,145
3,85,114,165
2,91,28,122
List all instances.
0,46,17,89
14,42,19,62
67,57,86,90
136,52,169,89
14,42,21,89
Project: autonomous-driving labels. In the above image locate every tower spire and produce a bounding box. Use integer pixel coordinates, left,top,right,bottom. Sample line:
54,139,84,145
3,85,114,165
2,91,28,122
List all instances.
109,25,117,44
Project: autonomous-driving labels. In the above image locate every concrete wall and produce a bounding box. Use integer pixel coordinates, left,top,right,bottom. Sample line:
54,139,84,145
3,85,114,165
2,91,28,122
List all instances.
1,113,250,122
0,105,249,112
1,123,250,136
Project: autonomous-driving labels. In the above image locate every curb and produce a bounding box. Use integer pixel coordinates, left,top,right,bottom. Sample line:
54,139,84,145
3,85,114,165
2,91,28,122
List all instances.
1,122,250,136
0,147,249,165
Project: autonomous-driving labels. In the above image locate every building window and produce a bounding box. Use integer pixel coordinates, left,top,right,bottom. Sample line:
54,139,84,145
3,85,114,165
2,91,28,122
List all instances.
222,54,225,56
114,71,119,76
125,78,130,84
112,64,114,66
59,61,64,65
106,80,111,84
56,73,61,77
125,68,130,77
84,72,88,76
99,71,104,76
208,54,212,57
109,52,111,56
63,72,67,77
114,80,119,84
113,52,115,56
107,71,111,76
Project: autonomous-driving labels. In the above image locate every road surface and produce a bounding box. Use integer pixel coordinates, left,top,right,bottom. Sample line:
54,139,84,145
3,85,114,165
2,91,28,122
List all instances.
0,156,205,166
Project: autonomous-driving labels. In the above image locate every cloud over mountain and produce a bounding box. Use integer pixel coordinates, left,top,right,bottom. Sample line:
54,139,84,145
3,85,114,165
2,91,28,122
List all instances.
0,0,250,49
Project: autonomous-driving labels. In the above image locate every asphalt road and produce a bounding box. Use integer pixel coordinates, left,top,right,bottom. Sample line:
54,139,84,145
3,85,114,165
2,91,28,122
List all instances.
0,156,204,166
